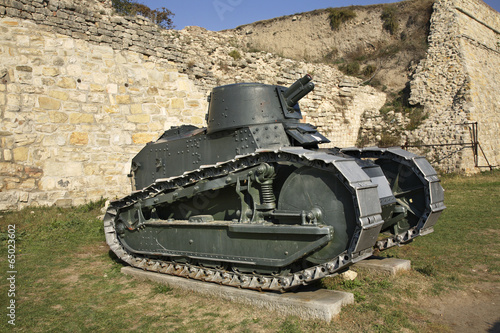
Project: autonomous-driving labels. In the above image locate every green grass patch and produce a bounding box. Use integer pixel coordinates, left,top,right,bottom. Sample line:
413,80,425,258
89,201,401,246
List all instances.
0,170,498,332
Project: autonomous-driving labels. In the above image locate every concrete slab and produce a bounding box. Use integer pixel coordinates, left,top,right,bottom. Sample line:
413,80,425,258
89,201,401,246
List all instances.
122,266,354,321
353,256,411,275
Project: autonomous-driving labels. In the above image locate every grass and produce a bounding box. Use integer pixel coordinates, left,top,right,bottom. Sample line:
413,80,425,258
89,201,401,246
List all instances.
0,170,498,332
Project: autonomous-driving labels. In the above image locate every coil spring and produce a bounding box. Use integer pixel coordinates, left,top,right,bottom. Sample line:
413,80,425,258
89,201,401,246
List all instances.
261,181,276,205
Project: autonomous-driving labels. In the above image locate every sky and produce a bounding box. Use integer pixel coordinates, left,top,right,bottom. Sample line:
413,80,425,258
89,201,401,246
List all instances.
139,0,500,31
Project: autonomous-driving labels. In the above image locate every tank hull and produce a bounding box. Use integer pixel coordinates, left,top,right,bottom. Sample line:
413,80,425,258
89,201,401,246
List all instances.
104,76,445,291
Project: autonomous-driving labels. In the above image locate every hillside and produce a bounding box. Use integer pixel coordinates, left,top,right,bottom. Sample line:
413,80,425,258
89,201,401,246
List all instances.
233,0,434,93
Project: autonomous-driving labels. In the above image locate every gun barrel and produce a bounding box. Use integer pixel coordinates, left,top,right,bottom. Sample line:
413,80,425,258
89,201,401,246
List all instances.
283,74,314,108
283,74,313,99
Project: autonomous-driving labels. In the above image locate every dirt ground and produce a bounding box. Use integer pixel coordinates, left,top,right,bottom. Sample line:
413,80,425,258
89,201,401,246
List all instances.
426,281,500,332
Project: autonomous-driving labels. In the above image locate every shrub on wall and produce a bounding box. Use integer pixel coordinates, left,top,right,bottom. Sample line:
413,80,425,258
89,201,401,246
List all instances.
229,50,242,60
112,0,175,29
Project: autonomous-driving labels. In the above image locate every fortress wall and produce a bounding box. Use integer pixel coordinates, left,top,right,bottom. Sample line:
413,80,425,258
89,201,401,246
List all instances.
0,14,207,210
455,0,500,169
408,0,499,172
0,0,386,210
0,0,498,209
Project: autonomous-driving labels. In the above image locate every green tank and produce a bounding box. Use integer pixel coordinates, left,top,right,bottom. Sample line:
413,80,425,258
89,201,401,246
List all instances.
104,75,445,291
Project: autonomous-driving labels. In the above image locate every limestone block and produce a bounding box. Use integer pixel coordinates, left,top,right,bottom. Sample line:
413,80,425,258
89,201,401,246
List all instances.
48,90,69,101
106,83,118,94
88,93,106,104
147,87,158,95
68,91,87,103
187,100,201,108
19,192,29,203
83,164,100,176
116,53,127,64
4,177,21,190
7,94,20,107
38,96,61,110
0,162,23,177
24,167,42,178
116,95,131,104
57,77,76,89
92,72,108,85
70,132,88,145
62,102,79,111
111,133,132,145
148,122,163,132
36,124,60,133
41,133,66,146
177,80,192,92
3,149,12,161
13,146,29,161
103,105,119,114
90,84,105,92
66,64,82,76
130,104,142,114
132,133,156,144
142,103,160,114
20,178,36,189
44,161,83,177
54,198,73,207
69,113,94,124
170,98,184,109
0,192,18,211
42,67,60,76
190,116,204,125
127,114,150,123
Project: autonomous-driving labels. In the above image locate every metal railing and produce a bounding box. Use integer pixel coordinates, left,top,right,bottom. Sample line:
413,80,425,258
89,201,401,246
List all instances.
402,122,495,170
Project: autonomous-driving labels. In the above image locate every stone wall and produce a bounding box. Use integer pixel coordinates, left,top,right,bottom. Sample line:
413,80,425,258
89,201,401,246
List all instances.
0,11,208,210
0,0,498,210
0,0,386,210
408,0,499,172
228,0,499,173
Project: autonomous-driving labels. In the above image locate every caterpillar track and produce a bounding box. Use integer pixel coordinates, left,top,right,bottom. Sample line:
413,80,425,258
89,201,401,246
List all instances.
104,75,445,291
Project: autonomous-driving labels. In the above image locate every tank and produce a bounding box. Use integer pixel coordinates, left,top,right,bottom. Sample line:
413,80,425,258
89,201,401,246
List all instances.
104,75,445,291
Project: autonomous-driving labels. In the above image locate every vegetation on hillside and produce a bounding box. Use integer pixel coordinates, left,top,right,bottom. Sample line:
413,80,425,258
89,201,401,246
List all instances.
381,5,399,35
325,0,434,88
111,0,175,29
327,7,357,30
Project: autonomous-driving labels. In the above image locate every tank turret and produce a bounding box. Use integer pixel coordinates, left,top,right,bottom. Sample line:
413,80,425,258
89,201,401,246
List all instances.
206,74,314,134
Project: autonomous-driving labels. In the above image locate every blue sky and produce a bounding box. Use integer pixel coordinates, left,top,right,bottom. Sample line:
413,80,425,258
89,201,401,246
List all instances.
139,0,500,31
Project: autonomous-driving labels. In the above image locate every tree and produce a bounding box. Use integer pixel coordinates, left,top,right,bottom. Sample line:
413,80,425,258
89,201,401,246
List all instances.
111,0,175,29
